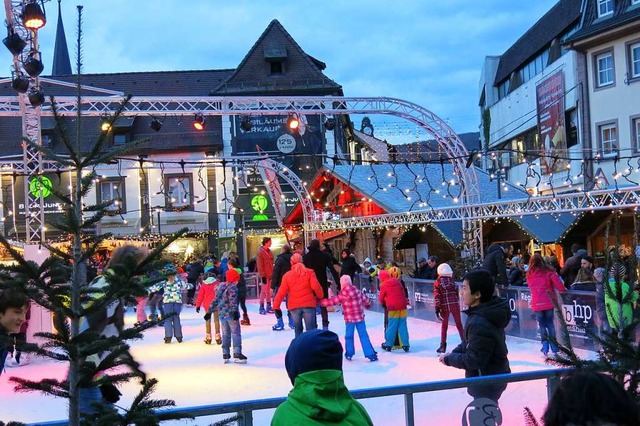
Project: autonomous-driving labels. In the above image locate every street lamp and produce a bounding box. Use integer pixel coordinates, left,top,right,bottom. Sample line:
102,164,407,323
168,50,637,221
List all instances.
22,1,47,30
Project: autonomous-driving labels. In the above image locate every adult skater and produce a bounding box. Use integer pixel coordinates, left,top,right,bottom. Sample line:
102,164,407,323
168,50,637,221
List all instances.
303,239,340,330
257,237,274,315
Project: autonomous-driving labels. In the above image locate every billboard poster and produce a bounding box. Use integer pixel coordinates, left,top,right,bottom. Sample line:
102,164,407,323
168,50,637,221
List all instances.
559,292,597,351
536,71,568,175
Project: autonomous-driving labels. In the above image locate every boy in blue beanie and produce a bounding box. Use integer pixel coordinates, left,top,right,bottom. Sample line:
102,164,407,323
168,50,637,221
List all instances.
272,329,373,425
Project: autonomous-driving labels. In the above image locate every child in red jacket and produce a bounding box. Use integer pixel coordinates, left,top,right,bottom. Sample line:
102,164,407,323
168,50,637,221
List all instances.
379,266,410,352
196,275,220,345
434,263,464,354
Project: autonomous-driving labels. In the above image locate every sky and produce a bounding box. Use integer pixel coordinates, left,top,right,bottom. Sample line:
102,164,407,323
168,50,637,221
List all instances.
1,302,592,425
3,0,560,138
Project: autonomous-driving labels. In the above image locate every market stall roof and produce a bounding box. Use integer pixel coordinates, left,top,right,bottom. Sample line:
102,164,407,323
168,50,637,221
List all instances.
511,213,578,244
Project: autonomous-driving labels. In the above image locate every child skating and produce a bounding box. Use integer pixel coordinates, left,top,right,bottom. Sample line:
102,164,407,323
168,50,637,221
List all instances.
379,267,410,352
434,263,464,353
320,275,378,361
195,275,218,345
209,268,247,364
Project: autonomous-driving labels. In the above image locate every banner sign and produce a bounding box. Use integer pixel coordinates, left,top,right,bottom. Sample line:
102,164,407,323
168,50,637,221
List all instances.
536,71,568,175
257,153,287,227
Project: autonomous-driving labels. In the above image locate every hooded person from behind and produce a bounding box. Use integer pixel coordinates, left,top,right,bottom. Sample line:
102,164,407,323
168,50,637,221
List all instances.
271,329,373,425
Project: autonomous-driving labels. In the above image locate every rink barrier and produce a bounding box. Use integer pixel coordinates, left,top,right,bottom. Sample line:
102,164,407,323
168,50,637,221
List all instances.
29,368,571,426
354,275,604,351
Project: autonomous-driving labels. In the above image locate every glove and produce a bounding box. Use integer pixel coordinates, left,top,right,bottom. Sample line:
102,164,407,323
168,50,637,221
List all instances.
274,308,283,319
435,308,444,322
99,382,122,403
232,311,240,321
203,312,211,321
196,307,200,313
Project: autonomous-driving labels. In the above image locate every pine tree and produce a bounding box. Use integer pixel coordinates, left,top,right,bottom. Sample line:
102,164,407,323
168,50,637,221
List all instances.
0,7,191,426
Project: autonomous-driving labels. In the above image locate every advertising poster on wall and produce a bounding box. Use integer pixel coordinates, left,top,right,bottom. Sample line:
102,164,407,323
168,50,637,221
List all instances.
536,71,568,175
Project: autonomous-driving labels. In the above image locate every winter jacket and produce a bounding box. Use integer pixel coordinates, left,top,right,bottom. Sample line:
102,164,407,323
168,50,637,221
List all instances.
273,263,324,311
235,268,247,297
149,276,188,304
303,247,340,289
271,369,373,426
219,258,229,280
80,273,125,338
339,256,362,280
195,279,217,311
443,296,511,401
508,268,525,286
320,282,371,323
0,325,8,376
560,249,587,286
210,281,239,322
186,261,204,283
482,244,508,287
271,252,293,290
526,268,565,312
434,276,460,311
257,246,274,280
378,277,408,311
604,278,639,330
417,264,437,280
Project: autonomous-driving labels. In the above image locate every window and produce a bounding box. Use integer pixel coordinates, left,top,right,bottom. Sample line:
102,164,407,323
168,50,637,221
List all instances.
632,117,640,152
595,51,614,87
270,61,283,75
97,178,126,213
629,42,640,79
113,132,129,145
165,174,193,210
598,0,614,17
597,122,618,156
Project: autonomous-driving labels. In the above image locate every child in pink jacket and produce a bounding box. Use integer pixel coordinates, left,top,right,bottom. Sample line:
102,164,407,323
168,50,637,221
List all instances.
195,275,220,345
320,275,378,361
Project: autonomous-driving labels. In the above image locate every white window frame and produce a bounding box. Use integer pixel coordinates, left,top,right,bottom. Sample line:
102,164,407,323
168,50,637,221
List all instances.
165,173,193,211
632,116,640,152
597,121,618,156
595,50,615,87
598,0,614,17
98,178,126,213
630,42,640,79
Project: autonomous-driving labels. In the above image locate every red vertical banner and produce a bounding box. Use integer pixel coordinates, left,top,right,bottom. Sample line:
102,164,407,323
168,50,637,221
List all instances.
536,71,568,175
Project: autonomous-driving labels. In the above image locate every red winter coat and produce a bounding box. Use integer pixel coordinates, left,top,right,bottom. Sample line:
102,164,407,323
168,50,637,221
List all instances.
378,277,407,311
274,263,324,310
434,276,460,311
257,246,274,279
527,268,565,312
195,281,217,311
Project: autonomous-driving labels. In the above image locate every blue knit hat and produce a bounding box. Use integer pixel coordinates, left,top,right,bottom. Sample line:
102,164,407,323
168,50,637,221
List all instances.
285,329,343,385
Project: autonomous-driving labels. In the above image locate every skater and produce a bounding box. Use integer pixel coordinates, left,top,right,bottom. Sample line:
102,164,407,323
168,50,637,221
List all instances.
195,275,218,345
434,263,464,354
527,254,566,357
209,268,247,364
273,253,324,337
320,275,378,361
150,265,188,344
228,258,250,326
257,237,274,315
303,239,340,330
378,266,410,352
6,300,31,367
271,244,295,330
604,263,638,337
339,248,362,281
0,288,29,376
186,258,204,305
439,269,511,403
271,329,373,425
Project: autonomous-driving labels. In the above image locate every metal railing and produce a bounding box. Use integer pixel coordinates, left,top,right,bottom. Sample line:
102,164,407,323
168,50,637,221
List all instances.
30,368,571,426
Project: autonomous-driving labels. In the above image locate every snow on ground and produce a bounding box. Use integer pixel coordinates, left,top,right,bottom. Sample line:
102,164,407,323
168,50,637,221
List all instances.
1,301,593,425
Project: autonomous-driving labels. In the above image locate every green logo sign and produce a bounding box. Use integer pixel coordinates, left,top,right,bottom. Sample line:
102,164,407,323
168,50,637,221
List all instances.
28,176,53,198
250,195,269,212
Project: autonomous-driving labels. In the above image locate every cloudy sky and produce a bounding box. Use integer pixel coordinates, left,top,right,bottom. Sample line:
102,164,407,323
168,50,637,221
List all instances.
4,0,559,138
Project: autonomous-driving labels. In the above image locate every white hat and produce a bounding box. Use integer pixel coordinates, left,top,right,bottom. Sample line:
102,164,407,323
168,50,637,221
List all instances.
437,263,453,277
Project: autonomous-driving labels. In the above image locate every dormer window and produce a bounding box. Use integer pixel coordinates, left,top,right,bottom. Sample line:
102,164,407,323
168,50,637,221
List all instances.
598,0,614,18
264,45,287,75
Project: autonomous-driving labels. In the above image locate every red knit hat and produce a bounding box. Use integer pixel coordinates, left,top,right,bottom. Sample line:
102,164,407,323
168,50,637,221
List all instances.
226,268,240,283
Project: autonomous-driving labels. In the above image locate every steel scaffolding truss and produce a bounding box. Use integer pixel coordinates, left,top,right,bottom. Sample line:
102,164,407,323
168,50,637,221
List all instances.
304,186,640,232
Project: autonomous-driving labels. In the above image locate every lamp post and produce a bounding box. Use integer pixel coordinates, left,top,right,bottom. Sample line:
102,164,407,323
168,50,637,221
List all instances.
154,206,162,236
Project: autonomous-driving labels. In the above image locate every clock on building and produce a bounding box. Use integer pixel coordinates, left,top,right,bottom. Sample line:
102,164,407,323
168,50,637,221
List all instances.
360,117,374,136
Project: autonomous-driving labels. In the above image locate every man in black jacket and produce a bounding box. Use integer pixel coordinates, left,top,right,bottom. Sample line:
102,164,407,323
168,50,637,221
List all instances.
439,269,511,402
186,259,204,305
271,244,294,330
482,242,512,289
303,239,340,329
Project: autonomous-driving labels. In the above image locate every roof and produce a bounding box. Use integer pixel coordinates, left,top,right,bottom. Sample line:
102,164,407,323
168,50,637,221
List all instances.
511,212,578,243
494,0,582,85
211,19,342,95
393,132,481,162
564,1,640,48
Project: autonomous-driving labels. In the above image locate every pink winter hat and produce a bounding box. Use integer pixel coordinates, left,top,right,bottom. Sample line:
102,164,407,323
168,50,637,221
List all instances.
378,270,390,281
340,275,352,287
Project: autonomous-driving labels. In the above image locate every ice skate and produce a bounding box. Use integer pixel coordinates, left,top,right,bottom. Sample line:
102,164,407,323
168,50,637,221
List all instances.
223,354,231,364
259,305,266,315
204,334,212,345
176,337,183,343
287,313,295,329
233,353,248,364
272,317,285,331
436,343,446,354
402,345,410,352
240,313,251,326
367,353,379,362
215,333,222,345
164,337,171,344
381,343,392,352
